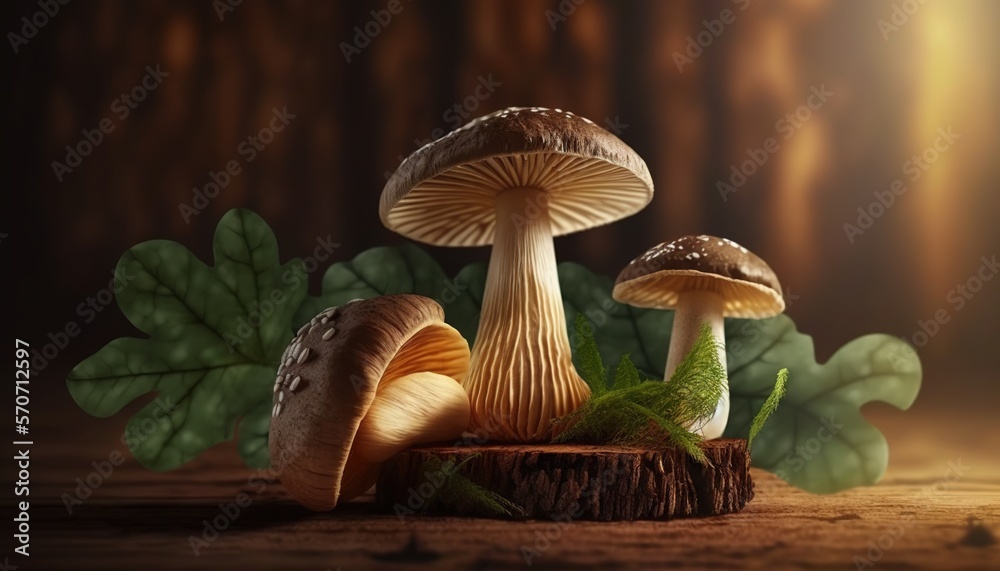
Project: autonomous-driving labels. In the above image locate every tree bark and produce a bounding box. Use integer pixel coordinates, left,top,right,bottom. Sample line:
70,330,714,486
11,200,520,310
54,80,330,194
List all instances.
376,439,753,521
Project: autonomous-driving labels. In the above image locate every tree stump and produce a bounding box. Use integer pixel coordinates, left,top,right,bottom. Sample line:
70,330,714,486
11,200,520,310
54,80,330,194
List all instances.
376,439,753,521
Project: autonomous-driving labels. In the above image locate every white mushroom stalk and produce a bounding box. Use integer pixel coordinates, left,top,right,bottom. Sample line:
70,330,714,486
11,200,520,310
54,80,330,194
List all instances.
612,235,786,442
463,188,588,442
664,290,729,439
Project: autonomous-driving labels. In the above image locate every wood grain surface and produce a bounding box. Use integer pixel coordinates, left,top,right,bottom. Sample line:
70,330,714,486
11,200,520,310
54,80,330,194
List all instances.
10,409,1000,570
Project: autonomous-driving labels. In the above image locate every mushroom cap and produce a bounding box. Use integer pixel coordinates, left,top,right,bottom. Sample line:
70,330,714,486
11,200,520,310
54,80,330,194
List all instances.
380,106,654,247
268,294,470,511
613,235,785,318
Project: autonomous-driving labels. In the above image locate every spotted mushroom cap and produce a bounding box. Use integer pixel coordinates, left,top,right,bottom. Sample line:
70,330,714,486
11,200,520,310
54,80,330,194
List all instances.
613,235,785,318
268,294,470,511
380,106,654,247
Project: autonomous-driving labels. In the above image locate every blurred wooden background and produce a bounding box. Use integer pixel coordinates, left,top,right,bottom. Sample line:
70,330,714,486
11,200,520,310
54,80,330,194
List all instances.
5,0,1000,417
4,2,1000,568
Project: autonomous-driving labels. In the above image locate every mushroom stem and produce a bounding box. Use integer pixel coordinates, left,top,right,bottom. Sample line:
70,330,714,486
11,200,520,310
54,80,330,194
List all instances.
463,187,590,442
664,289,729,439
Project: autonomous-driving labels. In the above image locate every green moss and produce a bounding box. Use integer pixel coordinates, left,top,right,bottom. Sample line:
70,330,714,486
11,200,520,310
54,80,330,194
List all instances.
749,368,788,450
555,316,786,464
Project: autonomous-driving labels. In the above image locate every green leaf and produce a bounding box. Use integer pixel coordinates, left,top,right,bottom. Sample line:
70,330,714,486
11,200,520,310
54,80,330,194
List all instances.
447,262,489,343
723,319,921,493
558,262,674,384
237,402,274,469
748,368,788,450
293,244,482,340
67,209,305,470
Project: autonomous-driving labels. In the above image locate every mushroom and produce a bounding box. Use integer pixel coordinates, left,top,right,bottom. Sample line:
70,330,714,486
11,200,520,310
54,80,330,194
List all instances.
269,294,471,511
612,235,784,439
380,107,654,442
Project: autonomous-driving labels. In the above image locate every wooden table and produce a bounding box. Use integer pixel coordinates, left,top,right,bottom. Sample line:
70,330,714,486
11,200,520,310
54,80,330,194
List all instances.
13,406,1000,570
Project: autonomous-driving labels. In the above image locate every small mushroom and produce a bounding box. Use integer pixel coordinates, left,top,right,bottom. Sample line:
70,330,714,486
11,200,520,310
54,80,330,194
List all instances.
613,235,785,439
269,294,471,511
380,106,654,442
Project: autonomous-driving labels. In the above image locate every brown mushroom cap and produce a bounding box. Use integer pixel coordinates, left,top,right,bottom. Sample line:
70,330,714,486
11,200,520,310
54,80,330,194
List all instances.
268,294,470,511
380,106,654,247
613,235,785,318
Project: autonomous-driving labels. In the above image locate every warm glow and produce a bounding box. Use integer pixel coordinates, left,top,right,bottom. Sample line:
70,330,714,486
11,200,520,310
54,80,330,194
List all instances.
912,4,966,310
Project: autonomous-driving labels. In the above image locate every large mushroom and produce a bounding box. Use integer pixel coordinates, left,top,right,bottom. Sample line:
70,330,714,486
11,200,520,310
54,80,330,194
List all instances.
269,295,471,511
613,235,784,439
380,107,654,442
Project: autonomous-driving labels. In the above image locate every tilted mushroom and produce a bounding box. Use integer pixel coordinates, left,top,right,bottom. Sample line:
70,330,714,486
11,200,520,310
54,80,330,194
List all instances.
612,235,785,439
380,106,654,442
269,294,471,511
